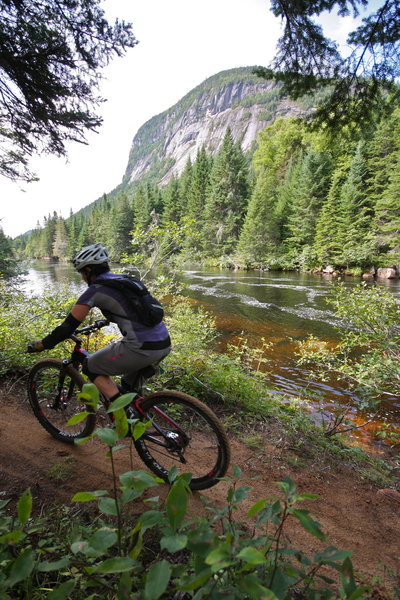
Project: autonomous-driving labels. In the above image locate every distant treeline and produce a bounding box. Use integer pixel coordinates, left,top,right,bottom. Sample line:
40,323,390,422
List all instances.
14,104,400,272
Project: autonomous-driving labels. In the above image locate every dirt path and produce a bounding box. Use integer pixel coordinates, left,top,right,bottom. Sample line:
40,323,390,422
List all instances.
1,384,399,596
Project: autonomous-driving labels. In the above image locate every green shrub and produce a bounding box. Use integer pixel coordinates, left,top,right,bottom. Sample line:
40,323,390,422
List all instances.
0,468,371,599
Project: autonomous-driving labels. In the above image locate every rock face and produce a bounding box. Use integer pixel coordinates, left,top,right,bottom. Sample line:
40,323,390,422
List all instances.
122,67,308,186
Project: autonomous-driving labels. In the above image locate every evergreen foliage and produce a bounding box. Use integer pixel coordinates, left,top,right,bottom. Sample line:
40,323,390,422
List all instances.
13,98,400,272
0,0,137,181
256,0,400,129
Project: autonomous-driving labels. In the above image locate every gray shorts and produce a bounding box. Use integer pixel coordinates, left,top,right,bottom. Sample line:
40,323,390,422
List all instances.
87,339,171,384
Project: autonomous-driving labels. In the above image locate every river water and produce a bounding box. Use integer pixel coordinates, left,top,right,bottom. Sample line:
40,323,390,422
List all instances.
22,260,400,448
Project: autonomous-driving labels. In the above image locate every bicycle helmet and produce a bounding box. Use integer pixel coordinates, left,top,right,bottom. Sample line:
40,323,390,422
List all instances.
72,243,109,271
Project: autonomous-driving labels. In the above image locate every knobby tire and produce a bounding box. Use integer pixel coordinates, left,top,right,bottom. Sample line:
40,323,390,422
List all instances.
27,358,96,443
134,390,230,490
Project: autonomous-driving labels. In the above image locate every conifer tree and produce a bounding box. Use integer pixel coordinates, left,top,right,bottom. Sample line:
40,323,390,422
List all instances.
374,148,400,254
0,227,19,278
133,185,150,230
178,158,193,220
52,216,69,260
286,150,332,255
204,129,249,256
162,176,181,223
314,167,346,265
109,194,134,259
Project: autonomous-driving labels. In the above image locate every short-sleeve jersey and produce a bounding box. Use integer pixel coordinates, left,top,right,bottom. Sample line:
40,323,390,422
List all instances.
76,272,169,347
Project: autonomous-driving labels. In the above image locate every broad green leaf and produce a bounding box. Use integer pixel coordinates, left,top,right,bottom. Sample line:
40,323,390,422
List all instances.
114,408,129,439
247,498,268,517
239,574,279,599
107,393,135,411
341,556,357,597
315,546,352,564
291,508,327,541
71,540,90,555
139,510,164,533
71,491,97,502
67,411,91,425
166,477,189,530
95,556,135,573
88,527,118,552
98,497,119,516
205,547,230,565
17,488,32,524
120,469,163,489
177,567,213,591
237,546,267,565
78,383,99,408
96,427,119,446
232,465,242,478
144,560,172,600
38,556,70,572
133,420,149,440
47,579,76,600
160,533,188,553
6,549,35,586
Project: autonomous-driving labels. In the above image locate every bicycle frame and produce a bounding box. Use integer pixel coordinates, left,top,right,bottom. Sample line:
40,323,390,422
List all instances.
58,322,190,458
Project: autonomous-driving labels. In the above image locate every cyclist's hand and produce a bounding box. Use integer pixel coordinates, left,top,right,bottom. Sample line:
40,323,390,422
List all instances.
27,340,44,353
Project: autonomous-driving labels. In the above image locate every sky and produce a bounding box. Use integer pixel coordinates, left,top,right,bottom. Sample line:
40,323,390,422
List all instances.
0,0,367,238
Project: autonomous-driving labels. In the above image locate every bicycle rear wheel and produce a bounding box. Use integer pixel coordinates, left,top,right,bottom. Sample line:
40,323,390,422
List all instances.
27,358,96,443
134,391,230,490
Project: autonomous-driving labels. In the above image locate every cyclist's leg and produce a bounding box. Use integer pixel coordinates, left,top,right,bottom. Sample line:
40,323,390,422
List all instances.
86,340,171,396
121,347,171,391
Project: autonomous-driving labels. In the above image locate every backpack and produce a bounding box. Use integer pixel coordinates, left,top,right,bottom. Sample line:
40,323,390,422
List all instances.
96,274,164,327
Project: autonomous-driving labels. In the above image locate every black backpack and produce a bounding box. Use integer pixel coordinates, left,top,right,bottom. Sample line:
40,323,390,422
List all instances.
96,274,164,327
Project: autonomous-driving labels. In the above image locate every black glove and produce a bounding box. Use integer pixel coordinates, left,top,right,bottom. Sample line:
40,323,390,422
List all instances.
27,340,44,353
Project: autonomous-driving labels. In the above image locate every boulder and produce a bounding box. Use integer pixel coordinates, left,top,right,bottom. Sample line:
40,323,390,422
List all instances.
377,267,398,279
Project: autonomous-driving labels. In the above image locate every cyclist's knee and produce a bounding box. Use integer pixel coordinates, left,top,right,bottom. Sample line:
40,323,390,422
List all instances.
82,358,103,382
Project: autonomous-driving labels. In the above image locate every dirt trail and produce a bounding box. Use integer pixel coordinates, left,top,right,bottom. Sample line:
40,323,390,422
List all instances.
1,384,399,596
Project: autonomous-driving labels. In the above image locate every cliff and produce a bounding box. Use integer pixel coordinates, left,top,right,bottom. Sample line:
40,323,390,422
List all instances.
122,67,308,186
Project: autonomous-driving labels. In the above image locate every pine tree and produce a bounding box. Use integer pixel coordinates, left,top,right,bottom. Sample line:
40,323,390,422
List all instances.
109,194,134,259
162,176,181,223
236,167,280,265
133,185,150,230
374,148,400,253
52,216,69,260
286,150,332,254
314,167,346,265
204,129,249,256
338,142,374,266
0,227,19,278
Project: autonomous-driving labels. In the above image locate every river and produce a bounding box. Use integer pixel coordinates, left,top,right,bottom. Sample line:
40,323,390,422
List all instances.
22,260,400,449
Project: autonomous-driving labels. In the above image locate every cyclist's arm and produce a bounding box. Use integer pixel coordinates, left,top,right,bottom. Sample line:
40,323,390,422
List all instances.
41,304,90,349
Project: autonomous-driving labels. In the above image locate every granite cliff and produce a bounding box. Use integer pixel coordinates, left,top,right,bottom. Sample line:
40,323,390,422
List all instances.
122,67,308,187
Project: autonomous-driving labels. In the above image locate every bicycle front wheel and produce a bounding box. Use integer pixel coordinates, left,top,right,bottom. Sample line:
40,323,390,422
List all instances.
134,391,230,490
27,358,96,443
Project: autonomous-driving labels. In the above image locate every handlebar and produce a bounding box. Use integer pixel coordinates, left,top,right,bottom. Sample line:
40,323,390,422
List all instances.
73,319,110,337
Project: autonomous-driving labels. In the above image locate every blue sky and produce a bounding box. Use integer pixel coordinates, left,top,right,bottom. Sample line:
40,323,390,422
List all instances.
0,0,369,238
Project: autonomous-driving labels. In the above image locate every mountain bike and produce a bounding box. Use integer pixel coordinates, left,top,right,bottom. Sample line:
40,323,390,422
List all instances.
27,320,230,490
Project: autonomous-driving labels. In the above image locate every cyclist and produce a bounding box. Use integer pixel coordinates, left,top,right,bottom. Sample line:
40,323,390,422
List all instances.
27,243,171,404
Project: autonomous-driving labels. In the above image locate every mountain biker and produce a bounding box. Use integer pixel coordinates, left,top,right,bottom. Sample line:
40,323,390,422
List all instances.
27,243,171,404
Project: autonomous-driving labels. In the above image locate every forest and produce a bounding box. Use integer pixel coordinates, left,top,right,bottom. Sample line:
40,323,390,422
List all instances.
13,97,400,275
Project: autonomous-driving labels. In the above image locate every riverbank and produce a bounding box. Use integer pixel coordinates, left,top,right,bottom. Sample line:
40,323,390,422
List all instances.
1,376,400,598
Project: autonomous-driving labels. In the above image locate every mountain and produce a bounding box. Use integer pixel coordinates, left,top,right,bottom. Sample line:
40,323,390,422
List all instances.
122,67,309,187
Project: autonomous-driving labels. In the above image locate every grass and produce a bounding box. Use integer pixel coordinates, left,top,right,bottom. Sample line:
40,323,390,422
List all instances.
45,456,76,483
